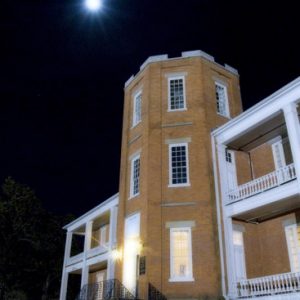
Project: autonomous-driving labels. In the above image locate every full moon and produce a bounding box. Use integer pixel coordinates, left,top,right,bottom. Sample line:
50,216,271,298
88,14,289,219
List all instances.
85,0,102,11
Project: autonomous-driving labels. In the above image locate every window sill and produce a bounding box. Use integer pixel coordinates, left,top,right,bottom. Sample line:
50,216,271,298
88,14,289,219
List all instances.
217,112,231,119
167,108,187,112
128,193,140,200
168,183,191,188
131,120,142,129
169,277,195,282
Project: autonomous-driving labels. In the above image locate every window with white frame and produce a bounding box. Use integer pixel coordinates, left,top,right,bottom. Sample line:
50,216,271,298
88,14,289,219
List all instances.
170,227,193,281
215,82,230,117
285,223,300,272
169,143,190,186
130,154,140,198
133,91,142,127
168,76,186,111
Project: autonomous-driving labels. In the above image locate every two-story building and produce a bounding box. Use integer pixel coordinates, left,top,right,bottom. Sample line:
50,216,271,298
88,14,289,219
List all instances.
212,77,300,300
60,50,300,300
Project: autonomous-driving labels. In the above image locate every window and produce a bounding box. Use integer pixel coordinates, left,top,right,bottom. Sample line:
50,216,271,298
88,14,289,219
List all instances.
133,91,142,127
215,82,230,117
285,224,300,272
170,227,193,281
130,155,140,198
272,139,286,170
233,230,247,281
168,76,186,111
169,143,190,187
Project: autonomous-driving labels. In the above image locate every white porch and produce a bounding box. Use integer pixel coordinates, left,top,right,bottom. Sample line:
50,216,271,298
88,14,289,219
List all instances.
59,193,119,300
233,271,300,299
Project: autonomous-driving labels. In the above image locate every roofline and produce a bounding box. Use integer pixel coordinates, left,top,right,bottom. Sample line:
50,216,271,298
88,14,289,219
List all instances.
124,50,239,89
211,76,300,137
63,192,119,230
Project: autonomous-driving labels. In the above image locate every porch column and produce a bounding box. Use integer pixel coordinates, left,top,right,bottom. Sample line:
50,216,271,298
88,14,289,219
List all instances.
109,206,118,248
59,271,69,300
81,220,93,288
283,102,300,187
59,231,72,300
217,143,237,297
84,220,93,252
107,206,118,279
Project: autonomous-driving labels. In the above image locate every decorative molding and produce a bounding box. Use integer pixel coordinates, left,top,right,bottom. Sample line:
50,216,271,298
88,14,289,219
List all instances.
162,122,193,128
161,202,196,207
166,220,195,228
164,72,188,78
165,137,191,144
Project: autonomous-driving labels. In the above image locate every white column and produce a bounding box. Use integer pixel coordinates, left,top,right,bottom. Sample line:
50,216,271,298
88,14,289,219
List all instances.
217,143,237,297
107,206,118,279
283,102,300,186
59,271,69,300
59,231,73,300
84,220,93,252
81,221,93,288
81,266,89,288
109,206,118,248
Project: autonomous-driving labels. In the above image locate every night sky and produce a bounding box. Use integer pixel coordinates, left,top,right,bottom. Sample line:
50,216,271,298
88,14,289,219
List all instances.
1,0,299,217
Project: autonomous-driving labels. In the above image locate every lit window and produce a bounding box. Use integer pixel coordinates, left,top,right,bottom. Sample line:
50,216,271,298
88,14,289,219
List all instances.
170,227,193,281
169,143,190,186
215,82,230,117
130,155,140,198
168,76,186,111
133,91,142,127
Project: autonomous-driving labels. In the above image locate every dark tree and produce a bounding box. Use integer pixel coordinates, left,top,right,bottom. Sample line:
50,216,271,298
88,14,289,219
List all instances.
0,177,75,299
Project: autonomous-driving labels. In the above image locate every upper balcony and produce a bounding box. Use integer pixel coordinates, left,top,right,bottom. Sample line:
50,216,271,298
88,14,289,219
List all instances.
62,194,119,271
212,78,300,219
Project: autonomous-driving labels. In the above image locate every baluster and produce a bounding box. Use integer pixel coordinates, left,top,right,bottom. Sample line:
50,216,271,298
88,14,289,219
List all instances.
296,272,300,290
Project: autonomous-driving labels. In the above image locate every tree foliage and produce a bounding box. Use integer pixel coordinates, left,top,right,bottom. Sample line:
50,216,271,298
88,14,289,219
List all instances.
0,177,75,299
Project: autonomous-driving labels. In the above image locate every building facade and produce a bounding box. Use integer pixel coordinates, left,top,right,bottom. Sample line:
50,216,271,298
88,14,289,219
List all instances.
60,50,300,300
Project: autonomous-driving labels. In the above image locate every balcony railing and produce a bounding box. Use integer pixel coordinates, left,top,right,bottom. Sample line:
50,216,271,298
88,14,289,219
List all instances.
67,252,84,266
236,271,300,298
226,163,296,204
76,279,136,300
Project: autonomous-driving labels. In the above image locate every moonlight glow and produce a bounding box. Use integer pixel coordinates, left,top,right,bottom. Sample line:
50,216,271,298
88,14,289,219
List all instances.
85,0,102,11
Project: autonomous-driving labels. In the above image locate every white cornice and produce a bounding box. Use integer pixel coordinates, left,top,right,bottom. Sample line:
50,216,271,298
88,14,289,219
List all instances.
63,193,119,231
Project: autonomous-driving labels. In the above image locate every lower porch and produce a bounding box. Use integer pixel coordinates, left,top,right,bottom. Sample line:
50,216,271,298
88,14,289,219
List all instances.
230,207,300,299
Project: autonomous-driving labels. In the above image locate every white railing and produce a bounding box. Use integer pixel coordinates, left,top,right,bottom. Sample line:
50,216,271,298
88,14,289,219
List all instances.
87,243,109,259
226,163,296,204
236,271,300,298
66,252,83,266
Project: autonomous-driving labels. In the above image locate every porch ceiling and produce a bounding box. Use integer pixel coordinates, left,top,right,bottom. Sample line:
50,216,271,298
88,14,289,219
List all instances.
233,194,300,223
227,113,286,152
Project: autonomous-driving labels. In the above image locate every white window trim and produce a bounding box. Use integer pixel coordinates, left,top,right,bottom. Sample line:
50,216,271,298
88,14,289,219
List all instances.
132,90,142,128
168,142,190,187
215,81,230,118
129,154,140,199
168,76,187,112
271,138,286,170
284,223,300,273
169,226,194,282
